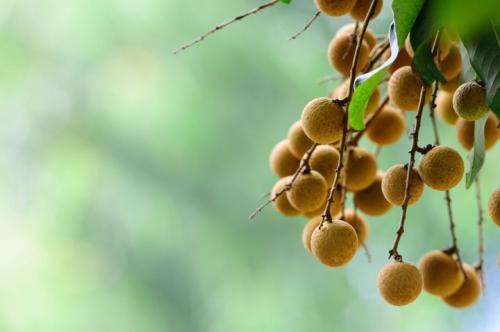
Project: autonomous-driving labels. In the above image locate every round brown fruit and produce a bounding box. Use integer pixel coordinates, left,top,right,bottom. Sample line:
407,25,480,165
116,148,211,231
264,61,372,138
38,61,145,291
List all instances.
328,33,370,76
336,23,377,50
314,0,356,16
442,264,482,308
366,105,406,145
343,209,369,246
455,113,498,151
452,82,490,121
331,80,380,117
303,187,343,218
301,97,345,144
311,219,358,267
345,147,378,192
302,217,321,253
271,176,301,217
418,145,464,191
487,188,500,226
286,170,328,212
288,121,314,159
419,250,464,296
438,45,462,81
378,262,423,306
350,0,383,21
388,66,432,111
354,171,392,216
310,145,340,185
382,164,424,206
269,140,300,178
440,73,461,93
436,92,458,125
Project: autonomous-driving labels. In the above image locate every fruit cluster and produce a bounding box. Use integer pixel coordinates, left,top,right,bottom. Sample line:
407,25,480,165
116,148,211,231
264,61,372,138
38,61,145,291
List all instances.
262,2,499,308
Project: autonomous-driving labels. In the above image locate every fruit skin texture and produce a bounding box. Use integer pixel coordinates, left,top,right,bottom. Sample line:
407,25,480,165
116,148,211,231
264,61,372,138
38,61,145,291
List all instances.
452,82,490,121
286,171,328,212
332,81,379,117
301,97,344,144
271,177,300,217
382,164,424,206
314,0,356,16
287,121,314,159
354,171,392,216
419,250,464,296
345,147,378,192
328,34,369,76
436,92,458,125
366,105,406,145
303,187,342,218
440,73,461,93
378,262,423,306
442,264,482,308
350,0,383,21
488,188,500,226
388,66,432,111
269,140,300,178
418,146,464,191
310,145,340,185
343,209,368,246
302,217,321,253
438,45,462,81
311,220,358,267
336,23,377,50
455,113,498,151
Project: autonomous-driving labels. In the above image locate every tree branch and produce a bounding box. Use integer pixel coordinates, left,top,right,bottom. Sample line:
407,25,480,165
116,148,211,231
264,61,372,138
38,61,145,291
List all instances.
174,0,280,54
475,177,485,289
289,11,321,41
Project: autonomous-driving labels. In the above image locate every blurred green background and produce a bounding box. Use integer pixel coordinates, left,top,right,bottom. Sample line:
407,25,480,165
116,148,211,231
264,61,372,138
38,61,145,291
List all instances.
0,0,498,331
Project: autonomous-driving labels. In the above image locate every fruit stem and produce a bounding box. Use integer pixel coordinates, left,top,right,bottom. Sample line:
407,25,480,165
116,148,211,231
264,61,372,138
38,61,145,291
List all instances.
289,11,321,41
475,177,485,290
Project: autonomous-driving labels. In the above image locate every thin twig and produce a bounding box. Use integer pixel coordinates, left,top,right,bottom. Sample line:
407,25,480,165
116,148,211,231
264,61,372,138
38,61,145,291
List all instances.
317,74,343,85
173,0,279,54
428,77,467,279
388,32,441,262
289,11,321,41
363,40,390,72
351,95,390,145
320,0,380,228
475,177,485,289
249,143,318,219
374,145,381,157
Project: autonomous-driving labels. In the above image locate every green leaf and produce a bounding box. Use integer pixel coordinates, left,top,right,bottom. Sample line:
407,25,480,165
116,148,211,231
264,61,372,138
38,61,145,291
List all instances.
348,0,425,130
463,24,500,117
279,0,292,3
465,115,488,188
409,0,447,85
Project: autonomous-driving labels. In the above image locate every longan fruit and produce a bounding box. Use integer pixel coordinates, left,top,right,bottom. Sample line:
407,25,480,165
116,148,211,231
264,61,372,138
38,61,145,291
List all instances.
382,164,424,206
383,46,412,74
453,82,490,121
406,36,453,59
331,80,379,117
440,73,461,93
336,23,377,50
436,92,458,125
438,44,462,81
286,170,328,212
354,171,392,216
455,113,498,151
350,0,383,21
343,209,368,246
311,219,358,267
442,264,482,308
378,262,423,306
418,145,464,191
271,176,301,217
487,188,500,226
288,121,314,159
269,140,300,177
366,105,406,145
303,187,343,218
310,145,340,185
302,217,321,253
345,147,378,192
328,33,370,76
419,250,464,296
301,97,345,144
388,66,432,111
314,0,356,16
